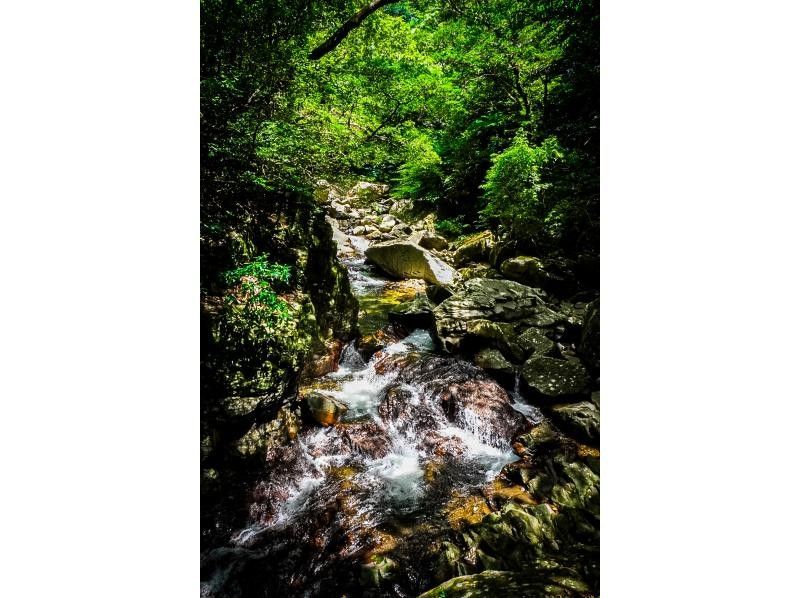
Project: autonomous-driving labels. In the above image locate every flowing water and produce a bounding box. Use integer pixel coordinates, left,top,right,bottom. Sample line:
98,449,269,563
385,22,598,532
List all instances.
205,228,545,597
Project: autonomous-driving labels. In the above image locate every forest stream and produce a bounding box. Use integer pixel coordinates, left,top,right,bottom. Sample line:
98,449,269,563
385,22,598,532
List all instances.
201,183,600,598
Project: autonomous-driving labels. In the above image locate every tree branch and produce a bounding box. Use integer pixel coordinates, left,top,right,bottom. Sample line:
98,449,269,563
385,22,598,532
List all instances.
309,0,400,60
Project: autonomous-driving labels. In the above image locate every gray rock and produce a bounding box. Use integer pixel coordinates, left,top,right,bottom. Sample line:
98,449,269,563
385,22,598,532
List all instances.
388,295,436,329
365,240,459,287
409,230,449,251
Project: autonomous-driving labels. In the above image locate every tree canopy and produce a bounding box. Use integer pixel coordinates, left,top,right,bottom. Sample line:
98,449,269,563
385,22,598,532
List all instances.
201,0,599,253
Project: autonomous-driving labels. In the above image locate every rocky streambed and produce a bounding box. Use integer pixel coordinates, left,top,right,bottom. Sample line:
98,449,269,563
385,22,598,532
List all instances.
201,182,600,597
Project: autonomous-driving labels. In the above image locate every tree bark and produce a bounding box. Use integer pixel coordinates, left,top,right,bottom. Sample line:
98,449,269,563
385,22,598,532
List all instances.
309,0,400,60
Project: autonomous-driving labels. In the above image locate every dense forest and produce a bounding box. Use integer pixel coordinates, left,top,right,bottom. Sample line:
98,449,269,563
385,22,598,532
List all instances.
201,0,599,596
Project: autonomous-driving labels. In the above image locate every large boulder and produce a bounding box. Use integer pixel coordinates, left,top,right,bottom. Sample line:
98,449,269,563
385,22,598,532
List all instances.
433,278,550,352
520,356,588,399
365,240,459,287
500,256,577,296
453,230,496,266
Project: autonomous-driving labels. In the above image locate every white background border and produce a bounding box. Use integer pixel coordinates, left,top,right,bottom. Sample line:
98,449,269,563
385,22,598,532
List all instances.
1,1,798,595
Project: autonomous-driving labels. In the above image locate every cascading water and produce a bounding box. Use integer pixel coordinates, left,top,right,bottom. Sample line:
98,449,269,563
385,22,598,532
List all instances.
213,224,542,596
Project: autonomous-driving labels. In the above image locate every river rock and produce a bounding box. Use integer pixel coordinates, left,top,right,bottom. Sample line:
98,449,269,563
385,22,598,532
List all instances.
352,225,366,236
327,200,349,219
500,256,577,296
520,356,588,399
306,391,348,426
391,223,412,237
386,355,530,448
419,570,589,598
464,319,524,362
365,240,459,287
453,230,496,265
377,216,397,233
433,278,548,352
549,401,599,442
409,230,449,251
518,327,555,357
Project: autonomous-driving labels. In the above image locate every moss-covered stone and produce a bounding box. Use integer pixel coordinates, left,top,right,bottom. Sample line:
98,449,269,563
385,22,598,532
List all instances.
518,327,555,357
453,230,496,266
521,356,588,399
473,347,514,375
550,401,600,443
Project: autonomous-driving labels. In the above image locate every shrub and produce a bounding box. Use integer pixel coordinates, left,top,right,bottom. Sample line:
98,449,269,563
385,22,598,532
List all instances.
480,133,563,237
394,133,443,202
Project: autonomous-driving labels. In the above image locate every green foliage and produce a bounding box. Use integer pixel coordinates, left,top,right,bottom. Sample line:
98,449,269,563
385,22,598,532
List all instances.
394,133,443,202
222,255,291,288
202,0,598,248
481,133,564,235
222,257,292,327
435,217,467,238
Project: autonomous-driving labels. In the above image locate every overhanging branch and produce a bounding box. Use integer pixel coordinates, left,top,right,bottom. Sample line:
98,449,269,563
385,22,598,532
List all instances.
309,0,400,60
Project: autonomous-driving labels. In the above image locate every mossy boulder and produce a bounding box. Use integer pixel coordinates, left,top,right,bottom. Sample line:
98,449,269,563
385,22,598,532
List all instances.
521,356,588,399
453,230,496,265
473,347,514,377
464,319,524,362
500,256,577,297
433,278,548,352
457,263,501,281
345,181,389,207
550,401,600,443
